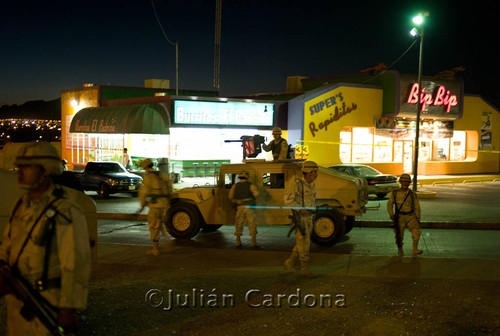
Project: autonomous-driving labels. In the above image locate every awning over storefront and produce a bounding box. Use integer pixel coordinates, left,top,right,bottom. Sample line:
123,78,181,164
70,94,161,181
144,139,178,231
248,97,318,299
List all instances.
69,103,170,134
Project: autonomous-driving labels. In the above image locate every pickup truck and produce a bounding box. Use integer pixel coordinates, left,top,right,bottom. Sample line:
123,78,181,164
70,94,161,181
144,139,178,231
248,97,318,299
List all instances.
71,161,143,199
165,160,369,246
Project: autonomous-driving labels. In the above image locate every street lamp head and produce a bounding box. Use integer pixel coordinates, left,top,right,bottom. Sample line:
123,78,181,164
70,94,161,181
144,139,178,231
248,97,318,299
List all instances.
412,11,429,25
410,27,419,37
412,15,424,25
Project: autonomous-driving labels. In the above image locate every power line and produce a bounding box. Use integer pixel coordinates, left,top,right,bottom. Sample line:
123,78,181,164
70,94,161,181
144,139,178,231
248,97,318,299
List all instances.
150,0,176,46
361,39,418,84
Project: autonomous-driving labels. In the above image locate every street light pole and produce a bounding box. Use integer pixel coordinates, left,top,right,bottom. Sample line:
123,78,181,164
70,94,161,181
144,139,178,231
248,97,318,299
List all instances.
412,26,424,191
411,11,428,192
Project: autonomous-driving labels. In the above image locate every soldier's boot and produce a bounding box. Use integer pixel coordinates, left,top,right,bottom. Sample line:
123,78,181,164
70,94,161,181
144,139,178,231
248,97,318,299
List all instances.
398,246,404,256
160,223,168,237
299,261,314,278
250,235,259,248
411,240,423,256
284,252,298,273
235,236,242,247
147,242,160,256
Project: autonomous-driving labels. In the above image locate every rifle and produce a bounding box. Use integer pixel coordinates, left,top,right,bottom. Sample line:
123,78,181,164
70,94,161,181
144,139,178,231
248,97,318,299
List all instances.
287,210,306,237
392,190,411,249
393,212,402,248
136,193,172,214
0,261,66,335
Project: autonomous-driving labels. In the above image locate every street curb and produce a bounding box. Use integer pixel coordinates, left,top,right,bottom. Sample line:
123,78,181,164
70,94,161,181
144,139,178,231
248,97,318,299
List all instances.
97,213,499,230
356,220,500,230
98,213,147,221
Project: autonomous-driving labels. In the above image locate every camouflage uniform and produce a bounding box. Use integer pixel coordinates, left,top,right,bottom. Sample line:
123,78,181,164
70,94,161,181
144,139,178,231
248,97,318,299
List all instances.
229,172,259,247
262,127,289,160
0,184,90,335
284,176,316,264
387,174,423,256
139,159,173,255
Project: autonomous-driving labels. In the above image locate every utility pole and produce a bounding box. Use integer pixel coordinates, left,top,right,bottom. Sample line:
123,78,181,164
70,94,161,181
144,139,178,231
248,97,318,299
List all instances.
213,0,222,95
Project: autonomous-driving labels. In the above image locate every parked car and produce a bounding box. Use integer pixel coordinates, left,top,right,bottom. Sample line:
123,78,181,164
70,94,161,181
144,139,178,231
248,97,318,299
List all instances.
71,161,143,199
328,164,399,198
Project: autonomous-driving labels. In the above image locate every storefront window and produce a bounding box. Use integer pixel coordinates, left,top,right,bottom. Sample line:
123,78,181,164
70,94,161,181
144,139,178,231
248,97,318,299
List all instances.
433,138,450,161
339,129,352,163
170,127,272,163
419,141,431,161
352,128,373,162
450,131,466,161
333,127,468,164
373,135,392,162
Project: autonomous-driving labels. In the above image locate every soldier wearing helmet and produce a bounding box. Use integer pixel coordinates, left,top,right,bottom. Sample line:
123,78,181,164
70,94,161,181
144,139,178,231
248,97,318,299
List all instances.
138,158,173,256
283,161,318,277
229,170,260,247
262,127,289,161
0,141,91,334
387,173,423,256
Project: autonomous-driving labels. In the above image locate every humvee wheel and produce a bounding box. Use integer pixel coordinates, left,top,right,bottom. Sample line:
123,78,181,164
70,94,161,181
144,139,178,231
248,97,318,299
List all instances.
166,203,202,239
311,208,345,246
344,216,355,234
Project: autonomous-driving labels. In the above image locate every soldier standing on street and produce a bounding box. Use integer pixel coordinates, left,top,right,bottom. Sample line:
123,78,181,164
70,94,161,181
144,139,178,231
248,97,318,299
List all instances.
0,141,91,335
139,158,173,256
229,171,260,247
283,161,318,277
387,173,424,256
262,127,289,161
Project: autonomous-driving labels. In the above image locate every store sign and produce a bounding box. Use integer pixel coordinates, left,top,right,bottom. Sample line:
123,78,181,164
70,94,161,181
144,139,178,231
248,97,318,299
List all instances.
305,91,358,137
375,117,454,139
406,83,458,112
399,77,462,119
174,100,273,126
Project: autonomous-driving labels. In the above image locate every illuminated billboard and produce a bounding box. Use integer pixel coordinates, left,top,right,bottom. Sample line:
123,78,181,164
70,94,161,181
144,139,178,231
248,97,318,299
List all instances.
174,100,274,127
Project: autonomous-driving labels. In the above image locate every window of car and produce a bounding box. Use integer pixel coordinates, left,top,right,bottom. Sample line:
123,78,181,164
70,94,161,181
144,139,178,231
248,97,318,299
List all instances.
223,173,238,189
262,173,285,189
351,166,379,176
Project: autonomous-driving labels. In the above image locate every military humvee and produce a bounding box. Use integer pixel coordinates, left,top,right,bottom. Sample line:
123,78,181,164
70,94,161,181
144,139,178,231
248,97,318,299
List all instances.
165,161,369,246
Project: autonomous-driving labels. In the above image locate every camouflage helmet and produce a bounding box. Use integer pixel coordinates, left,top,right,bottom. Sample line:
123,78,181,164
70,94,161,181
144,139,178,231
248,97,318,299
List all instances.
238,170,249,179
139,158,154,169
14,141,62,176
272,127,282,135
399,173,412,182
302,160,318,173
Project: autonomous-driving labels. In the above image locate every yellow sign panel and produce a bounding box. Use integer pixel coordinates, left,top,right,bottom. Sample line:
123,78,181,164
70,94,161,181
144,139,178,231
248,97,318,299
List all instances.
302,85,382,165
295,144,309,159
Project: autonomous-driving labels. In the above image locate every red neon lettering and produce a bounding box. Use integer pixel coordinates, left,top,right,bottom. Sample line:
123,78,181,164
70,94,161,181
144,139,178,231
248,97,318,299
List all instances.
407,83,419,104
407,83,458,112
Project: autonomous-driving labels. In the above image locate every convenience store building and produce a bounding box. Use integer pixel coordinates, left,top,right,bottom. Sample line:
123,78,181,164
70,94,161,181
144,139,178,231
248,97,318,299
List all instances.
286,70,499,175
61,83,282,177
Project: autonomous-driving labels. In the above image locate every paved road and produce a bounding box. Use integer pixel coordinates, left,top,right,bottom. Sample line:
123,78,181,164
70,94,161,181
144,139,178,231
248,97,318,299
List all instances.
92,179,500,226
93,178,500,259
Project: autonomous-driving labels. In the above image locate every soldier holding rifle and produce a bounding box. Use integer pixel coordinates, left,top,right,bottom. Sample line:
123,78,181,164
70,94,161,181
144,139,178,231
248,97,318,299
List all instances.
387,173,424,256
283,161,318,277
0,142,91,335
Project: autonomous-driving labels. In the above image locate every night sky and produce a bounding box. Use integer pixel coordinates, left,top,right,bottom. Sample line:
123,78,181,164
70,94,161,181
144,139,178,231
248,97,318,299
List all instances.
1,0,497,108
